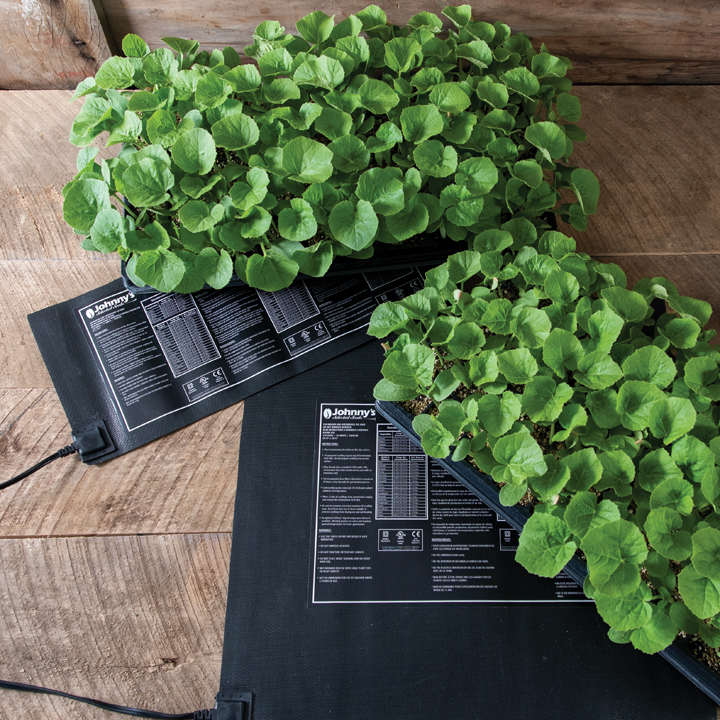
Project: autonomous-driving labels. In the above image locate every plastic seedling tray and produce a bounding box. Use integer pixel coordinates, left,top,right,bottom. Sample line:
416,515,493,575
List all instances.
120,232,461,295
375,398,720,706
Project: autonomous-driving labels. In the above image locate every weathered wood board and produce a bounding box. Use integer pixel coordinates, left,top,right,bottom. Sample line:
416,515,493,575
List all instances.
0,91,119,262
561,85,720,257
95,0,720,84
0,533,229,719
0,0,112,90
0,390,241,538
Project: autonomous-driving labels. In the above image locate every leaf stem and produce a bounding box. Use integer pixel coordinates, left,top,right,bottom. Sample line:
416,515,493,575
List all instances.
113,194,138,219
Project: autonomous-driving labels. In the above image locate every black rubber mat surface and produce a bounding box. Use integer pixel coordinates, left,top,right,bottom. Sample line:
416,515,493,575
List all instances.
220,342,717,720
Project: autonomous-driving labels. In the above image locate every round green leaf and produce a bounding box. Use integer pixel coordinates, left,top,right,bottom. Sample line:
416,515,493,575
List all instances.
95,56,136,89
575,351,623,390
246,249,299,291
447,250,482,282
296,10,335,44
456,157,498,196
648,397,697,445
328,135,370,174
429,82,471,113
329,199,378,251
477,392,521,438
638,448,683,492
513,160,543,188
283,137,334,183
629,606,677,654
692,527,720,581
500,67,540,98
544,269,580,305
595,585,652,632
582,519,647,597
134,248,185,293
212,113,260,151
195,72,233,109
384,37,421,74
447,321,485,359
382,344,435,390
600,287,648,324
413,140,458,178
356,168,405,216
563,447,603,493
385,196,428,242
516,513,576,578
623,346,675,389
557,93,581,122
650,475,695,515
368,302,409,338
195,247,233,289
596,450,635,497
143,48,178,85
278,198,318,242
293,56,345,90
257,47,293,78
678,565,720,618
498,348,538,385
122,34,149,58
172,128,217,175
571,168,600,215
586,389,622,429
63,178,111,233
492,431,547,482
524,121,566,160
122,157,175,208
400,105,444,143
616,380,664,432
90,208,124,253
645,507,692,562
685,356,720,399
543,328,584,378
513,307,551,348
564,492,621,540
357,79,400,115
660,317,701,349
521,376,573,423
178,200,225,233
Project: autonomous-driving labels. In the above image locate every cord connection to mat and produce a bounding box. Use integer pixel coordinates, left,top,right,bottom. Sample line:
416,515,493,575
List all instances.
0,678,218,718
0,423,113,492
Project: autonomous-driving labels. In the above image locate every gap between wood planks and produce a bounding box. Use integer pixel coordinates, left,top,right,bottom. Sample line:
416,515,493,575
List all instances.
0,531,233,540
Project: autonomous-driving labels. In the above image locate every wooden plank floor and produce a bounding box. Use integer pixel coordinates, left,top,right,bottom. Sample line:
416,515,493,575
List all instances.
0,87,719,718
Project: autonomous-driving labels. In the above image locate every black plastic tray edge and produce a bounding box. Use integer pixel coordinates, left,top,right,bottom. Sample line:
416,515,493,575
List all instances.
375,398,720,706
119,235,461,295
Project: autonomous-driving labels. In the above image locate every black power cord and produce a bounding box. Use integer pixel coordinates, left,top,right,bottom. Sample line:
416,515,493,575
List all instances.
0,678,215,718
0,444,78,491
0,424,112,492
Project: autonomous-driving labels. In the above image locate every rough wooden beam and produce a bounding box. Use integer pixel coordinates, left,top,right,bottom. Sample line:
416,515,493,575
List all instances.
0,0,112,90
93,0,720,84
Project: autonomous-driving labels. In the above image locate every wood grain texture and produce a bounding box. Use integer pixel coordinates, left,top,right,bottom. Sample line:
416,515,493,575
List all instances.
0,91,119,262
0,390,240,537
561,85,720,256
588,254,720,340
0,0,112,90
0,533,229,718
94,0,720,84
0,258,121,389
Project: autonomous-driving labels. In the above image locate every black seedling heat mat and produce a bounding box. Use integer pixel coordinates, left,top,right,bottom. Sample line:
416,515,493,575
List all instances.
27,268,424,463
220,341,717,720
